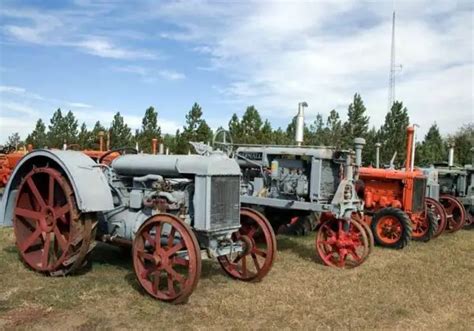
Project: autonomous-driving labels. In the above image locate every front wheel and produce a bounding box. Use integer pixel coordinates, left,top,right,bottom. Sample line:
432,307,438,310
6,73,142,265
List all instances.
132,214,201,304
412,209,438,242
370,207,412,249
425,197,447,238
218,208,276,282
439,195,466,232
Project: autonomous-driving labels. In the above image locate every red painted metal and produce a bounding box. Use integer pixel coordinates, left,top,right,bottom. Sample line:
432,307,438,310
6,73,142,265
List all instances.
132,214,202,304
218,207,276,281
426,197,447,238
315,217,370,268
13,167,94,275
0,149,28,187
439,195,466,232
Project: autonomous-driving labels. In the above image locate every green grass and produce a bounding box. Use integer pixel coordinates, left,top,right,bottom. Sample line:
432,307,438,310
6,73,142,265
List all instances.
0,227,473,330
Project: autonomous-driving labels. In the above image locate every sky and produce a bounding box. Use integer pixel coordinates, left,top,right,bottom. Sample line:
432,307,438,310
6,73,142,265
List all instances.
0,0,472,143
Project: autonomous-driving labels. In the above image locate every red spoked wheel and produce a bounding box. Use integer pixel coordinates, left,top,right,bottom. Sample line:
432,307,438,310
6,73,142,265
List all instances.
352,212,374,254
13,167,94,275
466,211,474,227
426,197,447,238
132,214,201,304
316,218,370,268
440,195,466,233
218,208,276,282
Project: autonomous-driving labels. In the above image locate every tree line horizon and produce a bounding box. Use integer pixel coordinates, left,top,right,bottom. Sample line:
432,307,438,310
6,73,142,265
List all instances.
4,93,473,167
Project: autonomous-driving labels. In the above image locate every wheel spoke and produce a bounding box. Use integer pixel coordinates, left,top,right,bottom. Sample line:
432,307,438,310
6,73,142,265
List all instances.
143,232,155,248
254,248,267,258
136,249,155,262
53,226,68,251
54,204,70,220
41,233,51,268
15,208,43,221
251,253,261,272
167,273,176,297
167,227,176,248
165,265,185,284
167,241,184,256
154,224,162,250
171,256,189,266
241,255,248,277
19,227,42,252
27,177,46,209
48,175,55,207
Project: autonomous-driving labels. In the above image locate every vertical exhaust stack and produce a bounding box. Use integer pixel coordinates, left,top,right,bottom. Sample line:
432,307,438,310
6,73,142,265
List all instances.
159,143,165,155
354,138,365,167
448,144,455,167
295,101,307,146
151,138,158,155
375,142,381,168
405,125,415,171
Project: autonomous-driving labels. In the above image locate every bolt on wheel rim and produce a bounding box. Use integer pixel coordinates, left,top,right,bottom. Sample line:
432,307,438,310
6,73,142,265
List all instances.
218,208,276,282
14,167,75,272
132,214,201,303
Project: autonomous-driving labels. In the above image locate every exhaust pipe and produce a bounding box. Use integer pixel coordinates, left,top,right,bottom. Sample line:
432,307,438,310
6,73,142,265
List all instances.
448,145,454,167
98,131,105,152
354,138,365,167
295,101,308,146
151,138,158,155
375,142,381,168
159,143,165,155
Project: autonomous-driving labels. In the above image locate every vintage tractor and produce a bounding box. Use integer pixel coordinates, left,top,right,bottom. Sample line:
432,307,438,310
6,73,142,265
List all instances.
358,126,437,249
214,111,373,270
433,146,473,229
422,167,448,237
0,143,276,303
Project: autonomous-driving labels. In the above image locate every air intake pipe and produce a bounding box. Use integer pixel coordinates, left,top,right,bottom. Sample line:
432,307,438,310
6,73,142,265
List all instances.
295,101,307,146
448,145,455,167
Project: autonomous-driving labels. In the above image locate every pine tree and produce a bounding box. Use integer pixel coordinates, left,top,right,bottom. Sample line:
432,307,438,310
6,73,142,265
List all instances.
26,119,47,148
259,119,273,144
448,123,474,165
137,106,161,152
364,127,380,166
177,103,213,153
326,109,343,148
90,121,106,149
63,111,79,145
109,112,132,149
47,108,65,148
417,123,446,166
5,132,22,148
342,93,370,148
228,113,242,143
77,122,91,149
379,101,410,166
308,113,327,145
240,106,263,144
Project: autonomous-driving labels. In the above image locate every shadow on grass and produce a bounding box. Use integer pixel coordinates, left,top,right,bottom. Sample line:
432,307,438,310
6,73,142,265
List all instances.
276,235,325,265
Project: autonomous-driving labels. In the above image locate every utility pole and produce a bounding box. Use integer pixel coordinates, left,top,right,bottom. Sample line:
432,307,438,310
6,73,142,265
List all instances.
387,10,402,112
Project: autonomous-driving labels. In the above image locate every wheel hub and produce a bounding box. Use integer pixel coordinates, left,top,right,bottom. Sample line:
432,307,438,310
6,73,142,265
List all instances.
239,235,253,255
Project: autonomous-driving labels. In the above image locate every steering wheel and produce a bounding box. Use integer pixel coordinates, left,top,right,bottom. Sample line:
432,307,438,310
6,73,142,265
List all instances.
98,147,138,164
212,129,234,156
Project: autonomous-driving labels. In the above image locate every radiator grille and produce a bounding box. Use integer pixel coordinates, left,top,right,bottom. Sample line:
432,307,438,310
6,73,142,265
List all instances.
412,177,427,213
210,176,241,230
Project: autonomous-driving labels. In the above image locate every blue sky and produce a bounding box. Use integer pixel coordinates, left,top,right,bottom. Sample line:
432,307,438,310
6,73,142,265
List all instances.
0,0,472,143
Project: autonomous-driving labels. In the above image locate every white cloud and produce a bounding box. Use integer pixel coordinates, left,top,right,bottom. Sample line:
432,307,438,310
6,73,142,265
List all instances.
158,70,186,81
113,65,186,81
75,37,156,60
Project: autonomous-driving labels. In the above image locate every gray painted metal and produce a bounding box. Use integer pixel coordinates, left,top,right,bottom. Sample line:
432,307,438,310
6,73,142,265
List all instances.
111,152,241,177
1,149,114,226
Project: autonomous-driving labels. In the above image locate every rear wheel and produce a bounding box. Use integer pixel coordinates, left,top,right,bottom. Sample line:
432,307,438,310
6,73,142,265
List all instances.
370,207,412,249
440,195,466,232
13,167,96,276
425,197,447,238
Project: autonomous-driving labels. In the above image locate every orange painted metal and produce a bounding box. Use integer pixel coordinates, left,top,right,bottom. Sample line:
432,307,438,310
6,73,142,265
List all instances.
358,126,427,238
0,149,29,187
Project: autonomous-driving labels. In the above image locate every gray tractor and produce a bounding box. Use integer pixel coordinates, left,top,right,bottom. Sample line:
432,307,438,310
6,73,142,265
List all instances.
0,145,276,304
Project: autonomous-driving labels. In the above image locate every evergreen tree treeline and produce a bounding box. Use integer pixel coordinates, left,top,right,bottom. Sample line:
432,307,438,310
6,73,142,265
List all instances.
8,96,474,166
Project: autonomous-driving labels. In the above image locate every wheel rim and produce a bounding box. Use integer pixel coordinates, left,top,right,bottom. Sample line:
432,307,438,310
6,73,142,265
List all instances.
132,214,201,303
352,212,374,254
14,167,76,272
426,198,447,238
218,208,276,281
411,214,429,238
375,215,402,244
316,218,369,269
440,195,466,232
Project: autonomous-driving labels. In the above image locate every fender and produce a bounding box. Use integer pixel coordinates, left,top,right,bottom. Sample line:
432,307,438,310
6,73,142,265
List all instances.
0,149,114,226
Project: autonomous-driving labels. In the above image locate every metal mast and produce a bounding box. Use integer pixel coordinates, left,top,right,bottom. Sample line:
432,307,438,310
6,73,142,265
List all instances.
387,11,396,112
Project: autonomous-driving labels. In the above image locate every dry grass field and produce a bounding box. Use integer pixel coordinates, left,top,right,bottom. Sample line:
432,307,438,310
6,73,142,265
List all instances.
0,226,473,330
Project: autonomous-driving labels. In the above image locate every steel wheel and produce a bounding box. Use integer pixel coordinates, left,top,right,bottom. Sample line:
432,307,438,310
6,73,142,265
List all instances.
316,218,370,269
425,198,447,238
352,212,374,254
13,167,94,275
440,195,466,233
132,214,201,304
218,208,276,282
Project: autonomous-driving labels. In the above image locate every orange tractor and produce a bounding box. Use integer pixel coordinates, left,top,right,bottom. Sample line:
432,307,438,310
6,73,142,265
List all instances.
357,126,437,249
0,145,32,188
